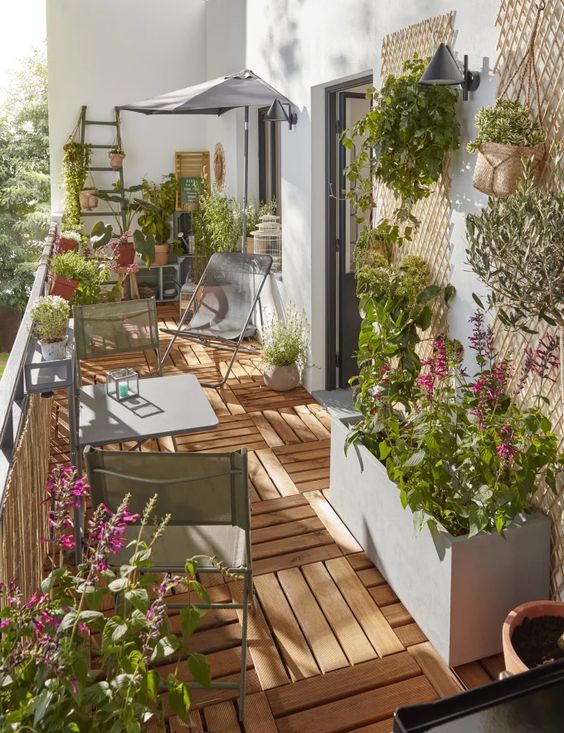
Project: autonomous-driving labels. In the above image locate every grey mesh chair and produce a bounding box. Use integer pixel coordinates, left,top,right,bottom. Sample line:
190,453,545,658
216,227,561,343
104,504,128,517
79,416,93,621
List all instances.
161,252,272,387
73,298,162,383
83,445,253,722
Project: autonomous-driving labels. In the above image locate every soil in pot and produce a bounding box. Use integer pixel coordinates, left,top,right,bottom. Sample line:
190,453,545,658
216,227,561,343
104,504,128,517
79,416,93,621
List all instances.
512,616,564,668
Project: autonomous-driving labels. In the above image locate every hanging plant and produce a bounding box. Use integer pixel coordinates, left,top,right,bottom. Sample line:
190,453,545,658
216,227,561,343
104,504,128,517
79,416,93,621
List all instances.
62,141,92,228
342,56,460,225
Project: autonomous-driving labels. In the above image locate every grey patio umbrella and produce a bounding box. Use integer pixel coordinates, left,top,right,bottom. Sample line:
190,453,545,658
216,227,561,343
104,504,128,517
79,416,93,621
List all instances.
119,69,297,246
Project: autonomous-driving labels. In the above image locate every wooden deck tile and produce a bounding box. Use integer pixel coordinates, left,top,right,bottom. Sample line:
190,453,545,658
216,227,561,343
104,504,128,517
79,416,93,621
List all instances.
244,692,278,733
204,701,241,732
408,642,464,697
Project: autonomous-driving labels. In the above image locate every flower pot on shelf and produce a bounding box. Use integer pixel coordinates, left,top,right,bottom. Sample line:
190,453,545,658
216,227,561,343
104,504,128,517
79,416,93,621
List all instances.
153,243,170,266
502,600,564,675
329,415,551,667
108,152,125,170
39,336,68,361
114,241,135,267
79,189,98,211
263,364,300,391
472,142,545,198
57,237,78,252
49,274,79,301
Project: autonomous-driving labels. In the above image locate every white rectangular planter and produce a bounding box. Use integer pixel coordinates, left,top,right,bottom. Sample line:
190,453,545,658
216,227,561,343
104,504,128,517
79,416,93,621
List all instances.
329,416,551,667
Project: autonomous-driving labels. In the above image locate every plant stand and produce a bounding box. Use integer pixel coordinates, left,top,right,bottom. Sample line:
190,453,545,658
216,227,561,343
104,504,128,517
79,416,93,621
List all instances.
329,415,551,666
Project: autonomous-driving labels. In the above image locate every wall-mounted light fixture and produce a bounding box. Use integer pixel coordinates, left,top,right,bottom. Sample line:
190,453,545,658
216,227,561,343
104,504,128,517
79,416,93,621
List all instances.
265,98,298,129
419,43,480,101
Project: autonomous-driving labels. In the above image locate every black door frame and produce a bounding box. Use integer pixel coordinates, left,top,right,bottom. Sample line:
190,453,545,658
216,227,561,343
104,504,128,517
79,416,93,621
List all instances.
325,75,372,390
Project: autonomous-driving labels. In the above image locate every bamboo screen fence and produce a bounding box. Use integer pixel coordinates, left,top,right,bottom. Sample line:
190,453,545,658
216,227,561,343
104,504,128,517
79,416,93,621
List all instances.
0,394,52,600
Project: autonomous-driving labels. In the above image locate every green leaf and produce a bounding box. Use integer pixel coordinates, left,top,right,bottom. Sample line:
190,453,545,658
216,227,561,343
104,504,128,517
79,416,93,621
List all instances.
112,622,129,642
185,559,198,578
416,284,441,303
472,292,485,309
41,566,66,594
414,306,432,330
188,653,211,688
125,588,149,613
403,450,425,468
180,606,204,640
379,441,391,462
168,678,191,722
443,283,456,304
151,634,180,662
33,688,53,725
108,577,129,593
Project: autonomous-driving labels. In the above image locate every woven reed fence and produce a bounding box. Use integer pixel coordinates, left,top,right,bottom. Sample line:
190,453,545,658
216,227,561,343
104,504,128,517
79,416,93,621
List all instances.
0,394,52,599
494,0,564,599
379,12,455,355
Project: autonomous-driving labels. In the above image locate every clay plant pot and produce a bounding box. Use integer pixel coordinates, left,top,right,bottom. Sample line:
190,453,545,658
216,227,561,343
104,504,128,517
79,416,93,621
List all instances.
114,241,136,267
263,364,300,391
39,336,68,361
109,152,125,170
502,600,564,674
153,243,170,267
79,189,98,211
57,237,79,253
49,274,79,301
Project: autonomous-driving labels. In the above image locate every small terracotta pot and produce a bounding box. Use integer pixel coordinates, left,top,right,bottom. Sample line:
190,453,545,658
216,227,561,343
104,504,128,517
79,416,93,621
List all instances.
109,152,125,170
115,241,135,267
502,600,564,674
153,243,170,266
79,189,98,211
49,274,79,301
264,364,300,391
58,237,79,252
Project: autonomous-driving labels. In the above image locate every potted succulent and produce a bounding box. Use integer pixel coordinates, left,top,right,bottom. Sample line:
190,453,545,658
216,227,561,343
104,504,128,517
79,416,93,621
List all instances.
138,173,178,266
30,295,70,360
108,145,125,170
467,98,546,197
57,229,82,252
503,600,564,674
262,306,309,391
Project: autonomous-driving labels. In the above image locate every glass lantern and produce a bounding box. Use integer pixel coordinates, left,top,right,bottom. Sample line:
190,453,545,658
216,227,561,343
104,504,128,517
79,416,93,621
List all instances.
106,368,139,401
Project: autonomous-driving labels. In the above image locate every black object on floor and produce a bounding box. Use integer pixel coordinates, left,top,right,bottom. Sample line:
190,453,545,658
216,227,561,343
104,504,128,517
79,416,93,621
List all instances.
394,657,564,732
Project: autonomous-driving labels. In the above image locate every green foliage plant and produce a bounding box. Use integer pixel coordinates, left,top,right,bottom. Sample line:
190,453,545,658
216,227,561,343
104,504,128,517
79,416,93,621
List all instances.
62,141,92,228
467,98,546,153
30,295,69,343
0,467,212,731
353,219,403,270
138,173,178,243
342,57,460,224
192,182,242,278
383,317,562,537
262,306,310,371
51,250,110,304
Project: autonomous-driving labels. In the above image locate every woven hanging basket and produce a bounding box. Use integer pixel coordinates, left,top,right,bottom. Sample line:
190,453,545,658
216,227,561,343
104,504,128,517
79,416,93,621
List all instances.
472,142,545,198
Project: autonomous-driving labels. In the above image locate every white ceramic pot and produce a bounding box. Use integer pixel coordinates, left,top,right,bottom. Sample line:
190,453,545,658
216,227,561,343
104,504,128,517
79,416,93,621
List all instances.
263,364,300,391
40,337,68,361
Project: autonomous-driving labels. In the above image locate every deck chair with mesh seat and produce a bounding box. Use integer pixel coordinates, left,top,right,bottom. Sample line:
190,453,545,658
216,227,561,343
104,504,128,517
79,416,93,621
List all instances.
84,445,253,722
73,297,163,384
161,252,272,388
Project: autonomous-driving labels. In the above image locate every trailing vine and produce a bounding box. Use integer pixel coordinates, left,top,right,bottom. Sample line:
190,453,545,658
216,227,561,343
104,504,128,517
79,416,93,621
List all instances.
62,141,91,228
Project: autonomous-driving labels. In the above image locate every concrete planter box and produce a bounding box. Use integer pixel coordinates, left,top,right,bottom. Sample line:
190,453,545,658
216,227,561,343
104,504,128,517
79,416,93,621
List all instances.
329,416,551,666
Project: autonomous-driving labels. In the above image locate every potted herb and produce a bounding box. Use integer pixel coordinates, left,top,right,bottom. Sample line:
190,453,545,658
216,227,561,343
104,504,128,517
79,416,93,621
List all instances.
467,98,546,197
108,144,125,170
0,466,211,730
62,141,92,228
30,295,70,360
57,229,82,252
138,173,178,266
50,250,109,303
503,600,564,674
262,306,309,391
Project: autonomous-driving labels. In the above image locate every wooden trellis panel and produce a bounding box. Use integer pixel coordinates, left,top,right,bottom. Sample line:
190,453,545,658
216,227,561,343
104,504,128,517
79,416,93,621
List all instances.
495,0,564,599
379,13,455,348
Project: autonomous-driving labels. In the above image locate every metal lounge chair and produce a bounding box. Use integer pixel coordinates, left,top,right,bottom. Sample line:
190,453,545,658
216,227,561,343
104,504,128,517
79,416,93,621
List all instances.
83,445,253,722
161,252,273,388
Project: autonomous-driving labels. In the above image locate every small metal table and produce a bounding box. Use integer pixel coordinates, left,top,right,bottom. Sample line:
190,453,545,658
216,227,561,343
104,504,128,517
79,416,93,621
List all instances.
78,373,218,447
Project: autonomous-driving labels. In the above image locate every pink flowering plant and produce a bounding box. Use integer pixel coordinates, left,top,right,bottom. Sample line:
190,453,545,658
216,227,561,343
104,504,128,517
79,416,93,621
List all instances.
382,311,562,537
0,466,211,731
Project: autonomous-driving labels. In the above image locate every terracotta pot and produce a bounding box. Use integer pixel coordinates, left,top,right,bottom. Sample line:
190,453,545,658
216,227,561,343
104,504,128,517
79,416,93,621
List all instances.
57,237,79,252
153,243,170,266
109,152,125,170
502,600,564,674
264,364,300,391
79,189,98,211
246,237,255,253
49,274,79,301
115,241,135,267
39,336,68,361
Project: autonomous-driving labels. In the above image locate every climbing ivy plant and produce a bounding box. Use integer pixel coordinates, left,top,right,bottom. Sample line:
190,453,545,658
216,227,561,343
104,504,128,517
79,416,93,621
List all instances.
62,141,91,228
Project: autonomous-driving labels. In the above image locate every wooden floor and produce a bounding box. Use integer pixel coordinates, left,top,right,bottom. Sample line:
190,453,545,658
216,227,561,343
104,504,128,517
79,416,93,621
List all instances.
49,303,504,732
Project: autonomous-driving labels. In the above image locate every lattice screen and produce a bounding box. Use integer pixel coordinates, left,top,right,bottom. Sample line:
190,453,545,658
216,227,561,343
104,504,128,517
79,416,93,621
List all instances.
379,12,455,350
495,0,564,599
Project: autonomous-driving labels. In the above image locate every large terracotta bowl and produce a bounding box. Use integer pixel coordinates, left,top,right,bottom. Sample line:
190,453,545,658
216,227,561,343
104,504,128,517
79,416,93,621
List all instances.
502,600,564,674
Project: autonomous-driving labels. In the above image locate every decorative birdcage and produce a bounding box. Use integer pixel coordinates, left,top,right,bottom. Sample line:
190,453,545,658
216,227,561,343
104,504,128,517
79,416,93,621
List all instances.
251,215,282,272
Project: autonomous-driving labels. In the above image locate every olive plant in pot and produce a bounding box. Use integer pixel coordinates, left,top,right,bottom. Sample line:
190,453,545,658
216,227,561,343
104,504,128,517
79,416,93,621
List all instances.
30,295,70,360
467,98,546,197
192,185,242,278
138,173,178,266
262,306,309,391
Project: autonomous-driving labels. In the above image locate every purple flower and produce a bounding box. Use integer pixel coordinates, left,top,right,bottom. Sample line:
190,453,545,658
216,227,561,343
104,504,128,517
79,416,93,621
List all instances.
86,499,139,574
44,466,90,550
417,334,450,397
517,333,560,392
468,311,494,363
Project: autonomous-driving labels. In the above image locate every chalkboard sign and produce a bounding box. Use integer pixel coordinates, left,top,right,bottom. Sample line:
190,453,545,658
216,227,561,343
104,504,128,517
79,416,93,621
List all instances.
179,176,200,207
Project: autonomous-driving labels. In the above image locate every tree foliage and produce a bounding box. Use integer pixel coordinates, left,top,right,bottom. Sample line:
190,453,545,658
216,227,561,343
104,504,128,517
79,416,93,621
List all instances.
0,51,50,311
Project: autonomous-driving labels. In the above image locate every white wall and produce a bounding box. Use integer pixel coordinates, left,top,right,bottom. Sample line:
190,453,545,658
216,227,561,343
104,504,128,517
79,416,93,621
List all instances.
47,0,208,219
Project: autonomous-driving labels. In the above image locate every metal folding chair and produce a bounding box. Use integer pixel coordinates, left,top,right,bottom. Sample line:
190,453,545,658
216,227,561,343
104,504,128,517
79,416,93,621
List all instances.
84,445,253,722
161,252,272,387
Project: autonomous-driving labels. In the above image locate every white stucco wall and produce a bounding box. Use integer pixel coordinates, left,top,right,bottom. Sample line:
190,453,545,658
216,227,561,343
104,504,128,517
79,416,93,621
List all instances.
46,0,208,218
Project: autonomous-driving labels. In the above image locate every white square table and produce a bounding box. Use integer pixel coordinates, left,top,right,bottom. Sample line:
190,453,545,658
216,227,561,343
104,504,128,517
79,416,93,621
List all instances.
78,373,218,447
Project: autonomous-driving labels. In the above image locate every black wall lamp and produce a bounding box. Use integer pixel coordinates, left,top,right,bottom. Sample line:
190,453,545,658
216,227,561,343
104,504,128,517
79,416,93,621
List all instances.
419,43,480,101
266,98,298,129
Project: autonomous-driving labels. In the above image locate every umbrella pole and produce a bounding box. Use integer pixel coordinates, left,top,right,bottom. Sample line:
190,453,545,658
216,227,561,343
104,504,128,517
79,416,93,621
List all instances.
242,105,249,252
